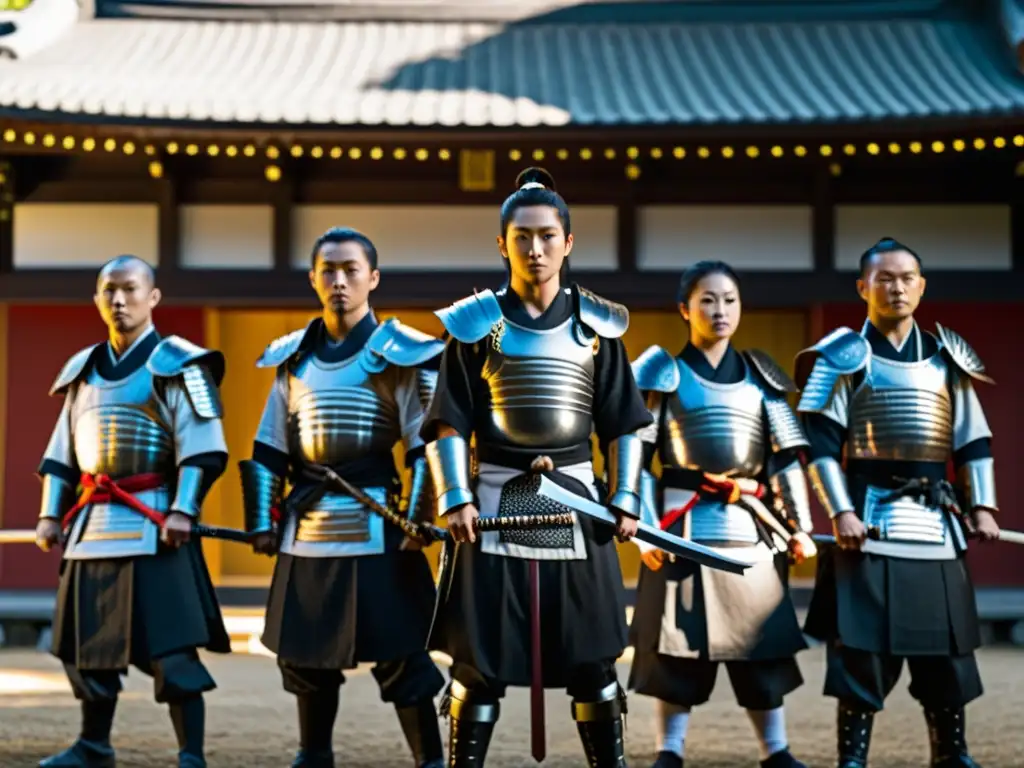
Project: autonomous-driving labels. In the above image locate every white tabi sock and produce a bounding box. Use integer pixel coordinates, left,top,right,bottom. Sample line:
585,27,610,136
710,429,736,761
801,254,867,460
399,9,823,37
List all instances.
655,699,690,758
746,706,789,761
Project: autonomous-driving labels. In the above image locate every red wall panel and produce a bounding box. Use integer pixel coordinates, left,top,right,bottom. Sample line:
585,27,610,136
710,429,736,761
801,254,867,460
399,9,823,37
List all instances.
817,302,1023,588
0,306,205,590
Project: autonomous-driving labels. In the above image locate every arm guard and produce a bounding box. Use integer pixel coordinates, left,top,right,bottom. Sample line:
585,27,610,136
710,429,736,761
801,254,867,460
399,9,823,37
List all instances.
402,454,436,525
169,465,206,518
425,434,474,515
806,456,855,519
38,474,76,522
634,468,659,553
606,433,645,519
239,459,284,533
769,459,814,532
958,457,998,513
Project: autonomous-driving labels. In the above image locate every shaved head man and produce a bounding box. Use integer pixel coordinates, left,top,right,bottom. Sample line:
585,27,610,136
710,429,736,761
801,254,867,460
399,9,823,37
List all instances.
93,255,161,354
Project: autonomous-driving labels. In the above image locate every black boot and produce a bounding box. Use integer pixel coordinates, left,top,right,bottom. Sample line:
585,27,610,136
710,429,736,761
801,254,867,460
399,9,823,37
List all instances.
169,696,206,768
651,751,682,768
571,682,628,768
761,749,807,768
40,698,117,768
836,703,873,768
924,707,982,767
441,681,498,766
396,698,445,768
291,689,339,768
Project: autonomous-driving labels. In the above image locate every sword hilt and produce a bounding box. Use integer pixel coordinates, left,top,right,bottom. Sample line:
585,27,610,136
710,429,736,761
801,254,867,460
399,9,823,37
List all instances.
477,512,575,531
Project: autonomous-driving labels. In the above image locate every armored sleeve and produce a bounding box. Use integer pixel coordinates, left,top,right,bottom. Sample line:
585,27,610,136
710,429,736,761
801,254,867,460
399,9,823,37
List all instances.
163,369,229,518
593,337,652,519
759,397,813,532
796,355,856,519
254,367,290,455
949,371,997,513
37,396,80,521
242,369,291,533
395,366,437,526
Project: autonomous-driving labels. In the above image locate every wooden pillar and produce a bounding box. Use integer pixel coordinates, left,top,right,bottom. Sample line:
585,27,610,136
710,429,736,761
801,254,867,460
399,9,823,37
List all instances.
617,194,638,273
272,177,295,273
0,158,13,275
157,175,181,274
1011,171,1024,273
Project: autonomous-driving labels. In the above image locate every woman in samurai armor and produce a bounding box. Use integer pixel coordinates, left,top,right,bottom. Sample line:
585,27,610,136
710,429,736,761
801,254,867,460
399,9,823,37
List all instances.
627,261,816,768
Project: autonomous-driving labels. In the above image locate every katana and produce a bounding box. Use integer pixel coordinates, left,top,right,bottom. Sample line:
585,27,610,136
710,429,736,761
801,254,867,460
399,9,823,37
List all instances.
0,523,254,547
322,468,576,541
812,526,1024,548
534,475,751,575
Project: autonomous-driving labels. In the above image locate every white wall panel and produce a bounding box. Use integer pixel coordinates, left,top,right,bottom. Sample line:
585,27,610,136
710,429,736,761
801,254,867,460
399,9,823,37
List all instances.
637,206,813,271
834,205,1011,271
180,205,274,269
291,205,618,270
14,203,158,268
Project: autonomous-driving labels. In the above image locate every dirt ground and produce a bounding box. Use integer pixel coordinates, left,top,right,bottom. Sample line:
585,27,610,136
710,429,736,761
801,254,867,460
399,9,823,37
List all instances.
0,645,1019,768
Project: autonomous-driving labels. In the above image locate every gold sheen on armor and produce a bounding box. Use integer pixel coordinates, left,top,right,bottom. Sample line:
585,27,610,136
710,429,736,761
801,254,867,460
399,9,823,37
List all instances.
769,460,815,532
958,458,999,513
806,457,855,519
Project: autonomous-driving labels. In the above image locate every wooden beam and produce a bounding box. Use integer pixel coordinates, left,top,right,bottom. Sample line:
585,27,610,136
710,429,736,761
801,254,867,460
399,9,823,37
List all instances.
617,194,638,273
1,268,1021,308
812,166,835,272
156,177,180,272
1012,177,1024,274
272,178,295,272
0,158,12,275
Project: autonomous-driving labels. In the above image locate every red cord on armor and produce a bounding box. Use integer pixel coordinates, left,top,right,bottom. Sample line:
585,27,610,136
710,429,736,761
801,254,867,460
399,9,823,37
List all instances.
62,472,168,530
659,475,766,532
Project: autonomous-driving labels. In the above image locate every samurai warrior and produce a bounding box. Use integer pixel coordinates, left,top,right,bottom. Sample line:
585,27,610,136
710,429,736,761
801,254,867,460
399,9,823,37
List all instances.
240,227,446,768
34,255,230,768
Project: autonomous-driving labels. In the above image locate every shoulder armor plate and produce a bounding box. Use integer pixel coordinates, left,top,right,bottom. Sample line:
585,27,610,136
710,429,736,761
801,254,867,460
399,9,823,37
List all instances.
744,349,798,394
256,322,317,369
148,337,225,419
365,318,446,369
435,290,503,344
574,285,629,339
936,323,994,385
148,336,226,386
631,345,680,393
794,327,870,391
49,344,102,396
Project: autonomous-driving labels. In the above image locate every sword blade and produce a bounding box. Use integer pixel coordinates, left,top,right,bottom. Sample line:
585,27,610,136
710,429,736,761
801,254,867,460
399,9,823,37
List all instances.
0,529,39,545
534,476,751,575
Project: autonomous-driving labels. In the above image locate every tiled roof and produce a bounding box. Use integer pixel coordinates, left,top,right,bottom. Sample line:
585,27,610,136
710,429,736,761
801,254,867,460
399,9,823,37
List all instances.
1,3,1023,128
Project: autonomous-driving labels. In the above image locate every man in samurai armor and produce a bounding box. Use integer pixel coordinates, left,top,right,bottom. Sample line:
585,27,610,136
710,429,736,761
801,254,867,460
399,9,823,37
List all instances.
34,254,231,768
420,167,654,767
796,237,1000,768
239,227,446,768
